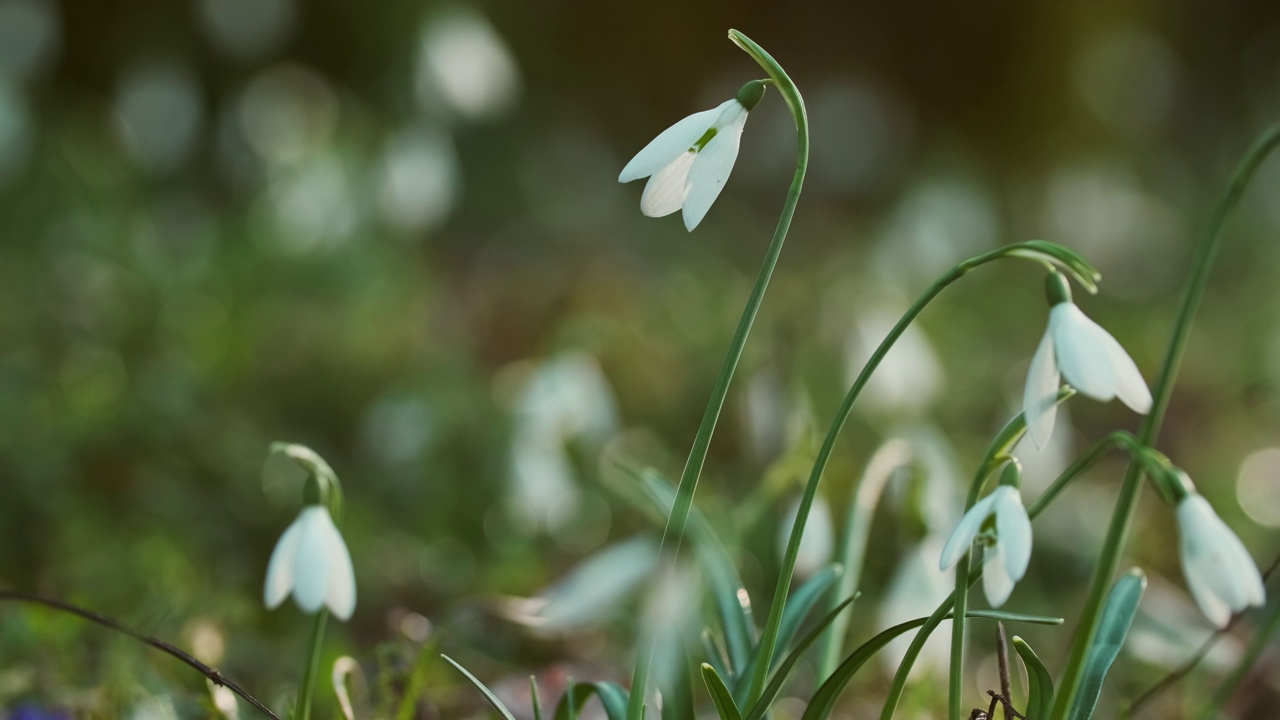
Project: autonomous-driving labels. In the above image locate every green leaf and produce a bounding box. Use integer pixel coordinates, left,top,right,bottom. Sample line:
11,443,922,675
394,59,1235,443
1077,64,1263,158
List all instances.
531,677,544,720
1067,568,1146,720
767,564,843,668
441,655,518,720
744,595,857,720
802,610,1062,720
701,664,745,720
1013,636,1055,720
731,564,843,704
554,681,630,720
633,465,756,672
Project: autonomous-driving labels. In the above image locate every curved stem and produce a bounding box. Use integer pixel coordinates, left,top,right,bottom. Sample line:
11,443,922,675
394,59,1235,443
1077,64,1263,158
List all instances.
816,439,913,681
295,611,329,720
1124,550,1280,717
947,429,1152,719
624,30,809,720
0,591,279,719
879,422,1137,720
1196,593,1280,719
749,241,1070,708
1049,123,1280,720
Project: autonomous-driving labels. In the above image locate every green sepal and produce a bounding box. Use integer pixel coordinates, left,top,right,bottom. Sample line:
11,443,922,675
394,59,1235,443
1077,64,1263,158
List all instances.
735,80,768,111
1045,271,1073,306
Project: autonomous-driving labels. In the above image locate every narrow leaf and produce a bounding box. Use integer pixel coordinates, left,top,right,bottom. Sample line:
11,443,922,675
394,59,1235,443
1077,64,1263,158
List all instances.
767,564,843,668
1067,568,1146,720
1013,636,1054,720
701,664,745,720
441,655,518,720
554,681,630,720
802,610,1062,720
745,595,857,720
531,677,544,720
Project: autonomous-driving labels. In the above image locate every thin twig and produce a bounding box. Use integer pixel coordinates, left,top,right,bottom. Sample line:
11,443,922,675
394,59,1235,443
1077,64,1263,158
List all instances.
987,691,1027,720
1126,548,1280,716
0,591,280,719
995,622,1012,720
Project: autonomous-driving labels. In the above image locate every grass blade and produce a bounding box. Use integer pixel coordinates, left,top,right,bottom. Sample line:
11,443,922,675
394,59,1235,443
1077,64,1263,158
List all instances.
441,655,518,720
802,610,1062,720
702,664,745,720
554,681,630,720
531,677,544,720
745,595,857,720
1013,636,1055,720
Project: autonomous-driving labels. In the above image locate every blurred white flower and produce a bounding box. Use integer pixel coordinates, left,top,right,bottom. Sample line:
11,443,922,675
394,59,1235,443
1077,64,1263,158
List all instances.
1176,493,1265,628
416,8,520,120
197,0,295,61
1024,280,1151,448
618,82,765,231
879,535,954,675
940,485,1032,608
506,352,618,533
777,494,835,579
114,60,204,175
845,306,944,416
379,126,459,233
264,505,356,620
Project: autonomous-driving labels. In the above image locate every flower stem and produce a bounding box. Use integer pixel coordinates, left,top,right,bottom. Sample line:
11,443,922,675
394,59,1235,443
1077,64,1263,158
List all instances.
1048,123,1280,720
295,611,329,720
1197,595,1280,719
752,241,1081,708
880,419,1134,720
623,30,808,720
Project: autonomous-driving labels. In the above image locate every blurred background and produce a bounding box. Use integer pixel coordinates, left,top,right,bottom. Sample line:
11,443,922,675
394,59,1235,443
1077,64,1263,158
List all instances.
2,0,1280,718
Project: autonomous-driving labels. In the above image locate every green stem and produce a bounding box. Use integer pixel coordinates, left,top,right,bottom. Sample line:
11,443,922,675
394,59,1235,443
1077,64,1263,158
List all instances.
295,611,329,720
1198,596,1280,719
1049,123,1280,720
816,439,913,681
880,417,1137,720
948,429,1151,719
624,30,809,720
749,242,1080,708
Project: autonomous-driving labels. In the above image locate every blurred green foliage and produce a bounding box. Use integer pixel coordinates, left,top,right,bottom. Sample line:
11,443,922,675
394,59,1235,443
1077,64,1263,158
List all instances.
1,0,1279,718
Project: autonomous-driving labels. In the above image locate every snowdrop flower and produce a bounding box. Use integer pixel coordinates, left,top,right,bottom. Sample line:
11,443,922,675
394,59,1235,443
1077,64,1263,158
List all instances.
618,80,766,231
1024,272,1152,448
265,504,357,620
940,482,1032,608
1175,491,1266,628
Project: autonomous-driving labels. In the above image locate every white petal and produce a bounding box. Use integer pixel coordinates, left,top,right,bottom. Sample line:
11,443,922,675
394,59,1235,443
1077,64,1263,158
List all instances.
993,488,1032,582
939,494,996,570
982,543,1016,608
292,506,332,614
1088,321,1153,414
681,113,747,231
1178,495,1256,627
1050,304,1116,402
618,101,735,183
1023,328,1061,449
264,514,304,609
639,151,696,218
321,516,357,620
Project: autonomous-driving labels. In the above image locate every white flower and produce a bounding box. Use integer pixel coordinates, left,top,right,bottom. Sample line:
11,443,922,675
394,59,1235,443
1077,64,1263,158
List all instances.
939,485,1032,608
618,83,764,231
1176,493,1266,628
1024,299,1152,448
264,505,357,620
